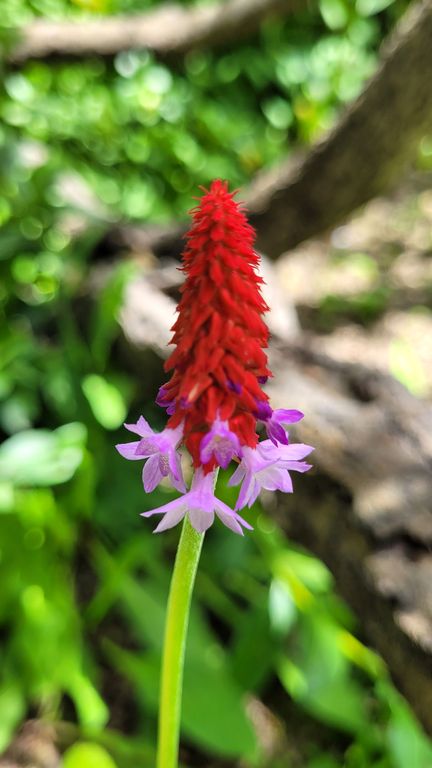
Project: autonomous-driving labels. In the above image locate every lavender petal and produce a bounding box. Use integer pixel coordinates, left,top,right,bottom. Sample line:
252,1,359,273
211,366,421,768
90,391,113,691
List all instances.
142,454,162,493
115,441,143,460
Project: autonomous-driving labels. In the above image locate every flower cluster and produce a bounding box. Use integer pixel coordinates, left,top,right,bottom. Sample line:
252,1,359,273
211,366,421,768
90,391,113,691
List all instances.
116,181,313,534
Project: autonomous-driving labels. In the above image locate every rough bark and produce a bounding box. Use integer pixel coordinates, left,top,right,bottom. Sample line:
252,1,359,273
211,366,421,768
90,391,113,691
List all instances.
268,341,432,735
99,0,432,261
9,0,300,62
115,262,432,735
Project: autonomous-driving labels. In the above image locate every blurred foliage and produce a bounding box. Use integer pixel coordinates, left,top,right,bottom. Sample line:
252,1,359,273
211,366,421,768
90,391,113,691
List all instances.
1,0,432,765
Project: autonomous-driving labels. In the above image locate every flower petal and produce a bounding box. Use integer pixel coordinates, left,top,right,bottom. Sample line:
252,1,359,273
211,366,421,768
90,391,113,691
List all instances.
247,478,261,508
273,409,304,424
267,421,289,445
228,462,246,487
215,501,253,534
277,443,314,461
188,505,215,533
168,449,181,481
142,454,162,492
135,437,161,456
275,471,293,493
280,460,312,473
153,504,187,533
115,441,142,460
215,506,243,535
171,470,187,494
125,416,153,436
235,471,255,510
141,496,187,519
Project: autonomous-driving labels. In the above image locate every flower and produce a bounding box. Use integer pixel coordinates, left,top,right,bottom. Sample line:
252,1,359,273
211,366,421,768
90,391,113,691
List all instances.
116,417,186,493
255,402,304,445
161,179,271,472
229,440,313,510
199,416,240,468
116,181,313,535
142,468,253,535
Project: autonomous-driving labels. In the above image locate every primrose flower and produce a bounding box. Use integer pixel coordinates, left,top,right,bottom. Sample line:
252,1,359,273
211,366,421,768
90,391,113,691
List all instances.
229,440,313,510
142,468,252,535
199,416,240,468
116,180,313,534
116,417,186,493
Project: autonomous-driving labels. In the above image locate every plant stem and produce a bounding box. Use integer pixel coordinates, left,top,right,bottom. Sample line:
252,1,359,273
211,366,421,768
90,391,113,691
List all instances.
157,516,204,768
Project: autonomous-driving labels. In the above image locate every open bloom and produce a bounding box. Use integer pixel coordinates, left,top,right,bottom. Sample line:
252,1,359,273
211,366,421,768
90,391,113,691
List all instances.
116,181,313,534
116,417,186,493
199,416,240,468
229,440,313,510
142,468,253,535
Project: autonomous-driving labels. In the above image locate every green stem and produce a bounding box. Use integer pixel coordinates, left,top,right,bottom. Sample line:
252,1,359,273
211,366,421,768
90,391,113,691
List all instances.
157,516,204,768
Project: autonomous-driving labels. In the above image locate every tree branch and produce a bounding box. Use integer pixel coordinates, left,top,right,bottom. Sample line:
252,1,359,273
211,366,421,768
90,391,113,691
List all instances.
9,0,301,62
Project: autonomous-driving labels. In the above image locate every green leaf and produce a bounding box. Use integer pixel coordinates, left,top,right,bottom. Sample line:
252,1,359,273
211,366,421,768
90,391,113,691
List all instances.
275,549,333,594
278,615,368,734
0,423,86,486
356,0,394,15
268,579,297,635
231,594,275,690
63,742,118,768
82,374,127,429
379,682,432,768
0,680,26,752
68,674,110,729
106,644,256,759
320,0,349,29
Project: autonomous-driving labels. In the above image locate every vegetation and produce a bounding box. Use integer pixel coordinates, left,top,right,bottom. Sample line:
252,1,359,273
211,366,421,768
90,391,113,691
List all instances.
1,0,431,765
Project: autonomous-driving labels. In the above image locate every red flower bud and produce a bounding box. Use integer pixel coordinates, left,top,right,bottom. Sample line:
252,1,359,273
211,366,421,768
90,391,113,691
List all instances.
164,180,271,471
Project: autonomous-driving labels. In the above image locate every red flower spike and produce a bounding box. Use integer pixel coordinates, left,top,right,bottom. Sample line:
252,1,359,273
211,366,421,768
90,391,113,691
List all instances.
164,180,271,471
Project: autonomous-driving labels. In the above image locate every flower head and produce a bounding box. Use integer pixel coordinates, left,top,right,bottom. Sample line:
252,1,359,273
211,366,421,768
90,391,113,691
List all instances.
161,179,271,472
116,181,313,535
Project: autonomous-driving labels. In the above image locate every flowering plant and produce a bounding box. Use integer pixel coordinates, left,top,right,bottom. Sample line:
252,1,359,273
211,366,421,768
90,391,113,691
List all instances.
116,181,312,767
117,180,312,534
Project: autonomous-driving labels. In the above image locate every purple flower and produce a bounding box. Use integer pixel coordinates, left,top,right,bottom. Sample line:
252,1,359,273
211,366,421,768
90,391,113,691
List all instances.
142,468,253,535
229,440,313,510
116,417,186,493
200,417,240,468
255,402,304,445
